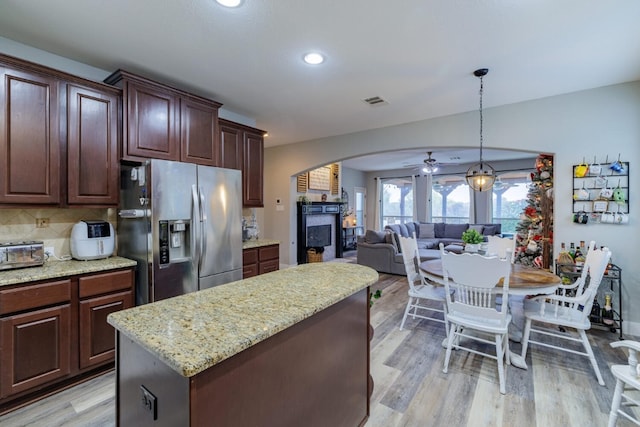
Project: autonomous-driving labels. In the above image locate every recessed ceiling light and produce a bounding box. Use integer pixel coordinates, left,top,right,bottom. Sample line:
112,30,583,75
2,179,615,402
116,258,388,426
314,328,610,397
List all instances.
303,52,324,65
216,0,241,7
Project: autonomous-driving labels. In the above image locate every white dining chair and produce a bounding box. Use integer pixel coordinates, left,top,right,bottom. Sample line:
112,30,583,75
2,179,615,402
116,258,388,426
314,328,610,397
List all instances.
397,235,449,334
519,243,611,386
440,244,513,394
608,340,640,426
485,235,515,262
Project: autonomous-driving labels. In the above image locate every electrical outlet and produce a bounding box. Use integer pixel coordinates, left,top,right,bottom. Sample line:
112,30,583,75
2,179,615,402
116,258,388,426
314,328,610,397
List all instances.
36,218,50,228
45,246,55,257
140,385,157,420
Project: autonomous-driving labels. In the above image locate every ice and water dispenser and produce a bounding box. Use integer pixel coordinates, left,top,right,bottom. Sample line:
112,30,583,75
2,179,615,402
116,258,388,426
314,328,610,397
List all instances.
158,220,191,267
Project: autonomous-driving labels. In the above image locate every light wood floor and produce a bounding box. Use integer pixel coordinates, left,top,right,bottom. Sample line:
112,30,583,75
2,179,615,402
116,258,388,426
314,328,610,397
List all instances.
0,271,636,427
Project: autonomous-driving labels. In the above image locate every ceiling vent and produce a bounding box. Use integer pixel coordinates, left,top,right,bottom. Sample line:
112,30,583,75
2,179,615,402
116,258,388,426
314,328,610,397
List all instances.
362,96,388,106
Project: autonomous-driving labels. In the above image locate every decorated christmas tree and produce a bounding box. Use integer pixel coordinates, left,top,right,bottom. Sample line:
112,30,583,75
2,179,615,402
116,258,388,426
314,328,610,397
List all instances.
513,154,554,269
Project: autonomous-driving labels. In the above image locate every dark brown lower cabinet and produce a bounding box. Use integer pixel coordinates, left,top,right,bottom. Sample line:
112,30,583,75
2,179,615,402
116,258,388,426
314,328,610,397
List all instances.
0,304,71,398
0,267,134,412
243,244,279,278
79,291,133,370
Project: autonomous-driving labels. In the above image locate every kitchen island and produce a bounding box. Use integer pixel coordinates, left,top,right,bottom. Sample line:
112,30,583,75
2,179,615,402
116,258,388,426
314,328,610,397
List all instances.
108,262,378,427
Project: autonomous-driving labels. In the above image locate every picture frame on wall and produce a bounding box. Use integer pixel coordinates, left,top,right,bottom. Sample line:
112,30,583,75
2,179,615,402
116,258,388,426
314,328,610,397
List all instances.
308,166,331,191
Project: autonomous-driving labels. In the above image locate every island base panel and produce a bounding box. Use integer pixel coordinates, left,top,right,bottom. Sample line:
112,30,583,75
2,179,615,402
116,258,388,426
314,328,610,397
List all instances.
115,288,369,426
117,336,190,426
191,289,369,427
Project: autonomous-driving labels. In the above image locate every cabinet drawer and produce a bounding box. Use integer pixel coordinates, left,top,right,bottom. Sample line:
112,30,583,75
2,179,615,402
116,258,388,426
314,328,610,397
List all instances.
243,264,258,278
78,269,134,298
258,245,279,262
259,259,279,275
0,280,71,315
243,248,258,265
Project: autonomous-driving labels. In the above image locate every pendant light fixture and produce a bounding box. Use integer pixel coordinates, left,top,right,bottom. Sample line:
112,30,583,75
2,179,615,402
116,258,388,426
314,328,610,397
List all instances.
466,68,496,192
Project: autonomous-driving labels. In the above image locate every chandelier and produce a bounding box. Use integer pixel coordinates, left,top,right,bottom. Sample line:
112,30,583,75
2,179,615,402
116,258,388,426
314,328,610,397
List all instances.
465,68,496,192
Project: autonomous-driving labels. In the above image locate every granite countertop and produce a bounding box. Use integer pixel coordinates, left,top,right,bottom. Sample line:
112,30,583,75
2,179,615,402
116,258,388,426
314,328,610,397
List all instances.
0,256,137,287
242,238,280,249
108,262,378,378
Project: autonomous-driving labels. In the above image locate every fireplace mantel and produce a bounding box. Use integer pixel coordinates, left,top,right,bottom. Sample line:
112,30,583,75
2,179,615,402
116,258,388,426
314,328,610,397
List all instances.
296,202,344,264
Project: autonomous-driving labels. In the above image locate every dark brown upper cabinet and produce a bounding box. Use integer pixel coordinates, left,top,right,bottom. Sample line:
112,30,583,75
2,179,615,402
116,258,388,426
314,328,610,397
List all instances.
66,83,120,205
219,119,265,207
105,70,221,166
0,63,61,204
106,71,179,161
219,119,243,170
0,54,121,207
181,96,220,166
244,130,264,207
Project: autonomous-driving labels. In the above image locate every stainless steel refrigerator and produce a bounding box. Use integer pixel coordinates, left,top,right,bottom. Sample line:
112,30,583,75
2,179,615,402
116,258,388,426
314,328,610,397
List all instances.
118,159,243,305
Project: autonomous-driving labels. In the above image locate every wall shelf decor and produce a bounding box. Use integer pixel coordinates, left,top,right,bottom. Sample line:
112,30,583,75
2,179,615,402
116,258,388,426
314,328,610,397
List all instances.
308,166,331,191
572,161,629,224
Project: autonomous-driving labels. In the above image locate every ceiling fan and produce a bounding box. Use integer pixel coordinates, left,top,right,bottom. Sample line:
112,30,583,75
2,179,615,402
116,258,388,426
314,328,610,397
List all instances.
421,152,439,174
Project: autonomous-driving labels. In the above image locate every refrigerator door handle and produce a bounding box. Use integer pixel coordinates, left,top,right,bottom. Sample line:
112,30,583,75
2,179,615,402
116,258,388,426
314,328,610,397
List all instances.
192,184,201,266
198,185,207,268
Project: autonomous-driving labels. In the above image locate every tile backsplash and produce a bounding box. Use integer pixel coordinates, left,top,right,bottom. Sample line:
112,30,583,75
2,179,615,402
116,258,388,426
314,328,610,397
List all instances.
0,208,116,258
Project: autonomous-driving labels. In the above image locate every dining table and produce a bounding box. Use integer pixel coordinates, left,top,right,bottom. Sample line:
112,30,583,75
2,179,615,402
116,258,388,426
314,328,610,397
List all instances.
419,259,561,296
419,258,562,369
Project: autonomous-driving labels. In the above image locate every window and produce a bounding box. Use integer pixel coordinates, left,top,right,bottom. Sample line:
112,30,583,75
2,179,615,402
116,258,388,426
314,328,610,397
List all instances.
431,176,469,224
354,187,365,227
381,177,413,227
492,171,532,235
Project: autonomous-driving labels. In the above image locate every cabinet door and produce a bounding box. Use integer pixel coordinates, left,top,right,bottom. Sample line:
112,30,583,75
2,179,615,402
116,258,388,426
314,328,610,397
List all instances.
66,83,119,205
79,290,133,370
219,121,242,170
0,66,60,204
242,248,258,278
0,304,71,398
181,97,220,166
124,80,179,161
243,131,264,207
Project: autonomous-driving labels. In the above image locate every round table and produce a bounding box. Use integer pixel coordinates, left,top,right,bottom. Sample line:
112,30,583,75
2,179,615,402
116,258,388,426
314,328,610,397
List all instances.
420,259,561,296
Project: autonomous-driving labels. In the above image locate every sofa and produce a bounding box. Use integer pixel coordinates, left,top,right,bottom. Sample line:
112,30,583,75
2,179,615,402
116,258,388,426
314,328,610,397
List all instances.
356,222,502,275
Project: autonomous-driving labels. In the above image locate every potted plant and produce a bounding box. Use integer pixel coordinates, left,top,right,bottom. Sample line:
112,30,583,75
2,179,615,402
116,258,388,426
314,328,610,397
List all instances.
461,228,484,252
370,289,382,307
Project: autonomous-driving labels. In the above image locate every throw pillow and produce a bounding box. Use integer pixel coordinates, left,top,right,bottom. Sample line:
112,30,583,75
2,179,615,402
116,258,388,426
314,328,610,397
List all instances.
469,224,484,234
482,225,498,236
386,232,402,253
419,223,435,238
443,223,469,239
405,222,416,238
364,229,386,244
397,223,409,237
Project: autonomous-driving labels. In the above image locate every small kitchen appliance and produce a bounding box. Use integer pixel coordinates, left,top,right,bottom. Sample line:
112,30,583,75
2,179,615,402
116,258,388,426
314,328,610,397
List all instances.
0,241,45,270
70,220,115,260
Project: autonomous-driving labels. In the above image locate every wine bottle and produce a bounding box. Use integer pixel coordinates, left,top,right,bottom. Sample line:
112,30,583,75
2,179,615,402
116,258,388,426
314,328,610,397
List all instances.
590,298,601,323
569,242,576,260
602,293,615,325
574,245,585,266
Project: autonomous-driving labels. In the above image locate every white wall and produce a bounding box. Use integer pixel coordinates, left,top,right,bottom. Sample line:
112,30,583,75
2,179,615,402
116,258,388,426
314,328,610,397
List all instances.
265,81,640,333
340,166,367,212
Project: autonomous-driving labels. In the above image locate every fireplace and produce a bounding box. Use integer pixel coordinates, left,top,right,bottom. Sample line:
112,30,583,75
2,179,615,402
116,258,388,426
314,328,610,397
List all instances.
307,225,332,247
296,202,343,264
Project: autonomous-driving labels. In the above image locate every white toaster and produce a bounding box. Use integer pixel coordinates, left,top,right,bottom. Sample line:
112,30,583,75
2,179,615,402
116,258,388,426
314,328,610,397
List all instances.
70,220,115,260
